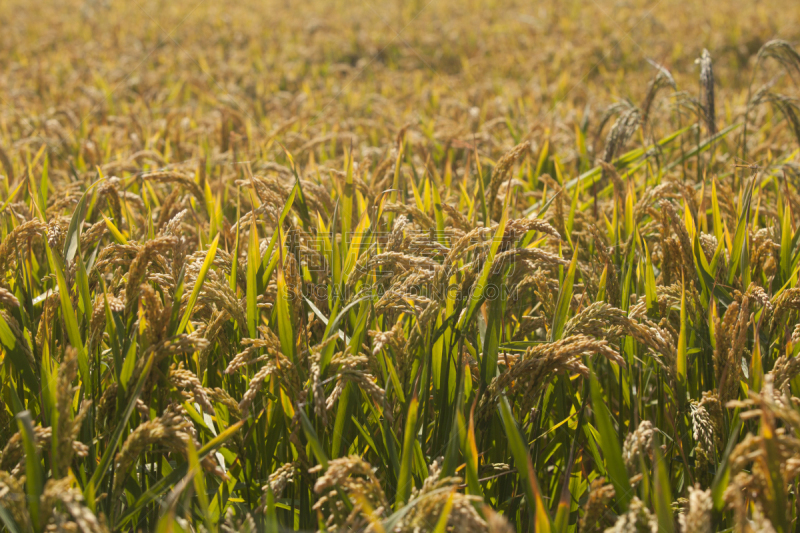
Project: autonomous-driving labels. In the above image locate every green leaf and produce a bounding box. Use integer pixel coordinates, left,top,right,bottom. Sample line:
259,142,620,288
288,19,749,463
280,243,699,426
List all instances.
341,151,354,250
620,238,635,314
432,491,455,533
551,244,579,341
16,410,43,532
176,234,219,335
342,209,371,283
781,200,793,282
474,149,489,226
711,179,725,244
761,418,788,532
481,279,506,387
102,213,128,244
0,179,25,215
643,239,657,310
331,382,353,460
117,420,244,527
45,241,89,388
167,267,186,338
0,312,39,395
264,487,279,533
498,395,550,531
299,408,329,469
750,334,763,393
260,183,297,282
652,433,675,533
458,210,508,330
395,397,418,508
0,505,22,533
431,180,446,246
187,439,215,533
589,365,632,510
75,253,91,322
728,176,756,284
677,280,687,384
275,229,296,364
554,124,694,196
63,177,102,263
457,409,483,499
246,212,260,338
694,234,733,306
230,197,241,296
86,350,156,498
566,178,579,238
664,123,740,172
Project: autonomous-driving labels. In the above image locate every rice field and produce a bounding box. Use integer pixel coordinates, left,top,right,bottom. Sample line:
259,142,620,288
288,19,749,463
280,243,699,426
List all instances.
2,0,800,531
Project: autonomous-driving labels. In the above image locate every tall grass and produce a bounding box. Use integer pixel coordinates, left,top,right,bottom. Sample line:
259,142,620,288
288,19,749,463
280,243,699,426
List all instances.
1,0,800,531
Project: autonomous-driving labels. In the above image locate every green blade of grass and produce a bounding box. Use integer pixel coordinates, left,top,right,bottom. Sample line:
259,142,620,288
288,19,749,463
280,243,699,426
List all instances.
246,211,260,338
457,407,483,499
652,432,675,533
395,397,418,509
299,408,329,469
85,351,156,497
16,410,42,532
0,312,39,395
63,177,102,263
589,365,632,510
45,241,89,388
117,419,244,527
551,244,579,341
176,234,219,336
458,209,508,330
727,176,756,284
275,226,296,364
498,395,550,532
677,279,687,385
0,506,21,533
712,421,742,510
432,491,455,533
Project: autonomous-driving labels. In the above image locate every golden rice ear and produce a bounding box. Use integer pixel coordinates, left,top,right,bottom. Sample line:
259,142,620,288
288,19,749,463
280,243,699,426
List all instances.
754,92,800,148
487,142,530,221
756,39,800,79
580,477,616,533
641,60,676,128
113,404,193,493
602,107,641,165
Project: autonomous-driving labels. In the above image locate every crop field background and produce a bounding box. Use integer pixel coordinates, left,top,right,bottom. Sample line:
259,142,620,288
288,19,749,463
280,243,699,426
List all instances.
2,0,800,531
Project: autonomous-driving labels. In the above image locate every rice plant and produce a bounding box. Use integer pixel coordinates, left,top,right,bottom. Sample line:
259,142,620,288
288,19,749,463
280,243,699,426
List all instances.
1,0,800,531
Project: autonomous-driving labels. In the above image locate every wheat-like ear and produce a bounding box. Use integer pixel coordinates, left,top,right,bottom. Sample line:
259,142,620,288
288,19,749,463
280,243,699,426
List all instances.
593,100,636,156
0,287,19,309
671,90,706,125
641,60,676,127
602,107,641,164
487,141,530,220
142,171,205,204
678,485,713,533
0,144,13,183
622,420,655,476
606,497,659,532
756,39,800,79
743,40,800,158
698,49,716,135
751,91,800,148
580,477,616,533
